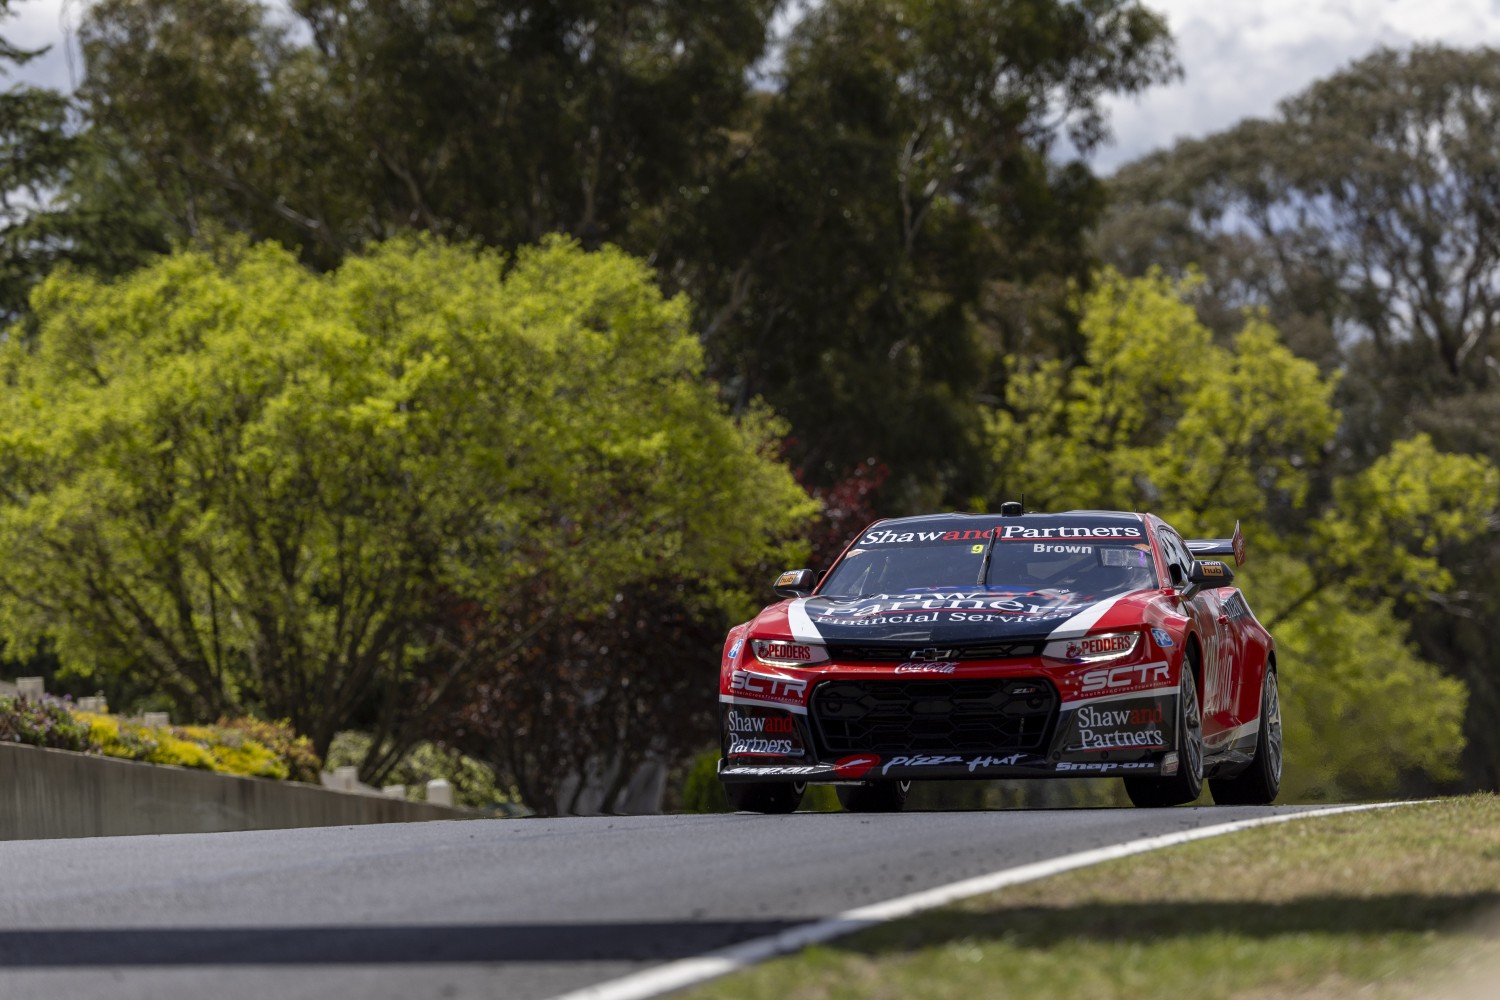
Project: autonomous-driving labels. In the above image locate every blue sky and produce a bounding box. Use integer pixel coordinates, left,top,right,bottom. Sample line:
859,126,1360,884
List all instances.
6,0,1500,175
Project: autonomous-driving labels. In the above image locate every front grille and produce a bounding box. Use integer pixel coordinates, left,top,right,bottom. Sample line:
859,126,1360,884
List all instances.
810,678,1057,755
825,641,1043,662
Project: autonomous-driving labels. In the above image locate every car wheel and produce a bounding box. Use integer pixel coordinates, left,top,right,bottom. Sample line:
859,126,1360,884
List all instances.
724,781,806,814
1209,666,1282,806
1124,663,1205,808
836,780,911,813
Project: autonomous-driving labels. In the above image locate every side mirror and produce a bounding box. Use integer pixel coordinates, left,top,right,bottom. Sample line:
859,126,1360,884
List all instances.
1189,559,1235,588
773,569,816,599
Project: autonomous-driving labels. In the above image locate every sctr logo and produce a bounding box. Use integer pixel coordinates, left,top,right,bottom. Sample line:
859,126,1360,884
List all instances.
1080,662,1170,694
730,671,809,700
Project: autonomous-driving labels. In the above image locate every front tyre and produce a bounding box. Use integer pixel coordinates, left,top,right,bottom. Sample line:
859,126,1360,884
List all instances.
1124,664,1205,808
836,780,911,813
1210,666,1282,805
725,781,805,814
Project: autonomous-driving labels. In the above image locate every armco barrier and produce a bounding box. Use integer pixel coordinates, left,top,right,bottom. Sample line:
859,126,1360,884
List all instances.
0,741,472,840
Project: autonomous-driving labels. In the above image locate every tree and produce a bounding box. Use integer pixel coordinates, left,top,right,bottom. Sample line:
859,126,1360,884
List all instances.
0,235,816,771
987,269,1495,798
0,0,167,322
1099,45,1500,793
672,0,1179,500
76,0,782,267
74,0,1179,507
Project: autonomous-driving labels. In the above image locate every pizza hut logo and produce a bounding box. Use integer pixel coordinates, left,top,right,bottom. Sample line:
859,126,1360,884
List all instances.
834,754,880,779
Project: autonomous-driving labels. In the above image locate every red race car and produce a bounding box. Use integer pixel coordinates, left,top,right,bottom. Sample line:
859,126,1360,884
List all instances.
717,506,1281,812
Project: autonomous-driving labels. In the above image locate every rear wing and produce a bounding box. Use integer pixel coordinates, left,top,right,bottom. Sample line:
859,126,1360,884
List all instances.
1186,520,1246,566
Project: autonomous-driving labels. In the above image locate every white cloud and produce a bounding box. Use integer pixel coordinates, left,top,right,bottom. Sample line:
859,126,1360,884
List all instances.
2,0,82,92
1092,0,1500,173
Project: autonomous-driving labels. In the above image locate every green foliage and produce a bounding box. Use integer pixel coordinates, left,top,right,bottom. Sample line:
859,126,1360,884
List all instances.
992,268,1339,534
1100,45,1500,794
1270,585,1467,800
216,716,321,783
677,0,1178,496
679,749,730,814
70,0,1179,503
0,236,815,765
80,710,309,779
79,0,781,266
327,731,517,812
988,270,1493,798
0,696,91,751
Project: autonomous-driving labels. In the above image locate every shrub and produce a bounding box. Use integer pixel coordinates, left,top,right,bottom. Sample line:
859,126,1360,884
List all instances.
326,731,521,812
145,732,218,770
216,716,321,782
679,749,729,813
81,712,158,760
78,709,313,780
0,695,91,751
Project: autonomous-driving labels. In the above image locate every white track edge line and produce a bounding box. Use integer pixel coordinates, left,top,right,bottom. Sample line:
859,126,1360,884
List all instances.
545,801,1427,1000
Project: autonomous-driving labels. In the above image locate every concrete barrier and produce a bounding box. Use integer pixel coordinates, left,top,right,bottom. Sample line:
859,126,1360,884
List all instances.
0,742,473,841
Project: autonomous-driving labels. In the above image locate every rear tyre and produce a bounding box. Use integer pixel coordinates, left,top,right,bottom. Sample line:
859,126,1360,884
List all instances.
1124,664,1205,808
724,781,806,814
836,780,911,813
1210,666,1282,805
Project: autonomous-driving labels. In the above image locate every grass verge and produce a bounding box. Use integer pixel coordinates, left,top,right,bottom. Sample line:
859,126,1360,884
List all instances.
685,795,1500,1000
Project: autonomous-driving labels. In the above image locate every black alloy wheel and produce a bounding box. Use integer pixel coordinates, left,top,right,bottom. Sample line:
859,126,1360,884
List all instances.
836,780,912,813
1209,666,1283,805
725,781,806,814
1124,663,1205,808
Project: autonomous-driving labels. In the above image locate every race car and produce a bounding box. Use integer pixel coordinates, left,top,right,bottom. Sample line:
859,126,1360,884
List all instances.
717,506,1281,812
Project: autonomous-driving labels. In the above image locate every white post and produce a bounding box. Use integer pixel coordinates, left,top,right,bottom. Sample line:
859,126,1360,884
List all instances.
426,778,453,807
381,784,407,799
142,711,171,729
16,677,43,699
334,765,360,792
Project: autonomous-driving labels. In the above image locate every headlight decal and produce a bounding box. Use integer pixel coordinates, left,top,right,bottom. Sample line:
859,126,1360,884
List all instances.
1043,631,1140,663
750,639,829,667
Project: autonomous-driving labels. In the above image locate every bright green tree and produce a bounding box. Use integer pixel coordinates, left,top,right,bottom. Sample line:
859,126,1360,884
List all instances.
0,235,815,762
988,269,1495,798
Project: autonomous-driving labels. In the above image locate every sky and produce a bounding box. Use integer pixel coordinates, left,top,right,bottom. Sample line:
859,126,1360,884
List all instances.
4,0,1500,175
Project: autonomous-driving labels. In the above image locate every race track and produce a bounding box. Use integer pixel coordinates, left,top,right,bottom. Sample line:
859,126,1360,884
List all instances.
0,803,1328,1000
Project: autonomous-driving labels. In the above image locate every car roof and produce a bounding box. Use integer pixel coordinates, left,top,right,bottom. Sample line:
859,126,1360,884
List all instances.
865,510,1147,529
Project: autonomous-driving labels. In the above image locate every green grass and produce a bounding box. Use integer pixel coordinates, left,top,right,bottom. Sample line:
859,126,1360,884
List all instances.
685,795,1500,1000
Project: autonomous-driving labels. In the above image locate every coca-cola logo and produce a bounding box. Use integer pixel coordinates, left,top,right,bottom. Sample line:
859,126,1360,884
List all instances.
894,662,958,674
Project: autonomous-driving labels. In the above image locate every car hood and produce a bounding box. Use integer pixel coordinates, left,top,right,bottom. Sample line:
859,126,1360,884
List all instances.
763,589,1157,647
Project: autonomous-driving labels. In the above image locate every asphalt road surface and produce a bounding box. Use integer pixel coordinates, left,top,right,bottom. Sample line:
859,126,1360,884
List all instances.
0,802,1328,1000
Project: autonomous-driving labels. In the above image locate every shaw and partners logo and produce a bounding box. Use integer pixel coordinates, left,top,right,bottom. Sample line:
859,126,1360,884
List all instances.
859,524,1143,545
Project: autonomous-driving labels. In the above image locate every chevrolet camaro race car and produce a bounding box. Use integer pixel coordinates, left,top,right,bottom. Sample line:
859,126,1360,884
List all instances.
717,507,1282,813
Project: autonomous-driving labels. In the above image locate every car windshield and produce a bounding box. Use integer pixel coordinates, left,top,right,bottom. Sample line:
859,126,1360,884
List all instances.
820,529,1159,600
